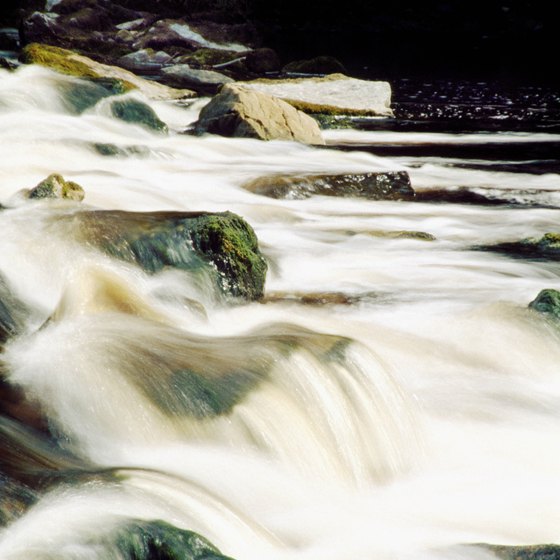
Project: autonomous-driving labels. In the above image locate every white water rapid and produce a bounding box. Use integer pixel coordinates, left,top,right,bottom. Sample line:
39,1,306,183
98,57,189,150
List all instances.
1,65,560,559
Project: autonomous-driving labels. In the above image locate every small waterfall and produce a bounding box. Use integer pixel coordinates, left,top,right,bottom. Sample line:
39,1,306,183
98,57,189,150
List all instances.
2,62,560,559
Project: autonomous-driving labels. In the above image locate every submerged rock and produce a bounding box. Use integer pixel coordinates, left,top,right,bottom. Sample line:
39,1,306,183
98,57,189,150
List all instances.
237,74,393,117
476,233,560,260
529,289,560,319
110,97,168,132
111,519,234,560
243,171,413,200
482,544,560,560
73,210,267,301
26,173,85,201
195,83,325,144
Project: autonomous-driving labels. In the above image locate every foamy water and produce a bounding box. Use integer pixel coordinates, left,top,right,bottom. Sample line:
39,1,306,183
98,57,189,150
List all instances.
1,65,560,559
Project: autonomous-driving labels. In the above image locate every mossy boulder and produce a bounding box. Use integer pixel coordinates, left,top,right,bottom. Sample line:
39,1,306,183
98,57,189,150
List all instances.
73,210,267,301
476,233,560,260
243,171,414,200
26,173,85,201
529,289,560,319
110,519,235,560
110,98,168,132
195,83,325,144
21,43,195,100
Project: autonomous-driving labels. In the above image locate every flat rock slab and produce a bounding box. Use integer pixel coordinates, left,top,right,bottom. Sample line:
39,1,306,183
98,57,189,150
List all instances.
243,171,413,200
238,74,393,117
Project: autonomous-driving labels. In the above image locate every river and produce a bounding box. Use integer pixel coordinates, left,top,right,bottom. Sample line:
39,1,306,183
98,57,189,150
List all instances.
1,64,560,559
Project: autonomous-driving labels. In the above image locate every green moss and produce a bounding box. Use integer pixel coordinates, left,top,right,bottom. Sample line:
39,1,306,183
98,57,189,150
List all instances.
20,43,136,91
188,212,268,300
181,48,241,68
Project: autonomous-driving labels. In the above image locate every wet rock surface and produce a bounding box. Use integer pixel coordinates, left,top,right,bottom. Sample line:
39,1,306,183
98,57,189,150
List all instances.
72,210,268,301
243,170,413,200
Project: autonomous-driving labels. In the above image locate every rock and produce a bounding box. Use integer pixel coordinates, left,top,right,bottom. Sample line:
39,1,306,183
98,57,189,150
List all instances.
73,210,268,301
174,47,243,68
110,97,168,132
262,291,356,306
237,74,393,117
21,43,195,100
26,173,85,201
195,83,325,144
0,56,17,70
244,47,281,73
134,18,248,53
161,64,234,94
529,289,560,319
116,48,173,72
106,519,235,560
476,233,560,260
243,171,413,200
1,274,28,345
283,55,347,75
482,544,560,560
0,474,36,527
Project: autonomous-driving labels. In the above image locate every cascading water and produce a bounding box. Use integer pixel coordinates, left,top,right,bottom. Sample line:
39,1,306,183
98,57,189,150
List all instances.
1,64,560,559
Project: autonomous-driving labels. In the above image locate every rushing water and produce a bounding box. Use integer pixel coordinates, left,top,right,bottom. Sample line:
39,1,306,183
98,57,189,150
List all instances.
1,65,560,559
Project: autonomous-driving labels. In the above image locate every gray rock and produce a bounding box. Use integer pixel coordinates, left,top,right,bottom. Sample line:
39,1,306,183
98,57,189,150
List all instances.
161,64,234,94
195,83,325,144
116,48,172,72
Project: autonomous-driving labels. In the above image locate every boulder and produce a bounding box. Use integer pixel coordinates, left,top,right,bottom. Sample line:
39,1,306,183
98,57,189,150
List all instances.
242,171,413,200
476,233,560,260
244,47,281,73
21,43,195,100
134,18,249,53
25,173,85,201
195,83,325,144
110,519,235,560
237,74,393,117
1,275,27,345
283,55,347,75
72,210,268,301
529,289,560,319
109,97,168,132
161,64,234,94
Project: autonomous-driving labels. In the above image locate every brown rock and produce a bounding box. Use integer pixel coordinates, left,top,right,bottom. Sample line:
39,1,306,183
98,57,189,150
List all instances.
195,84,325,144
